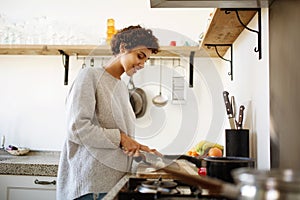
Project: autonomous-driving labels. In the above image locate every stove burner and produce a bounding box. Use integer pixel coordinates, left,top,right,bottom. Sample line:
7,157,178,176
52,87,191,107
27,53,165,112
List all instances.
138,180,178,194
117,177,230,200
141,180,178,189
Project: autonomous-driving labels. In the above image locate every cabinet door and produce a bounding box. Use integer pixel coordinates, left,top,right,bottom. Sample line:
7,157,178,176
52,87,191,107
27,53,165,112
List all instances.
0,175,56,200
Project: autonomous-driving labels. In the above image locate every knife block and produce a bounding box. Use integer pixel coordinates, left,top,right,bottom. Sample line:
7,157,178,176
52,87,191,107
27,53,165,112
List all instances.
225,129,249,157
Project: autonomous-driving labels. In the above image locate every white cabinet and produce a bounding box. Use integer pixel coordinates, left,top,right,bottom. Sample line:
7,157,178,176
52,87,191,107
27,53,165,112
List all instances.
0,175,56,200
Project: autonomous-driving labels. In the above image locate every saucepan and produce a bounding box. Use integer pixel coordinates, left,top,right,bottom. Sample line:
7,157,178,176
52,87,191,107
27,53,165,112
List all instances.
203,156,255,183
128,77,147,118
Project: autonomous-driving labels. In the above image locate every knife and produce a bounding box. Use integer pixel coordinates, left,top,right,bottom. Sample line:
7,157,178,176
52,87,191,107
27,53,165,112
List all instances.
134,151,180,169
237,105,245,129
223,91,236,129
163,154,202,168
231,95,236,122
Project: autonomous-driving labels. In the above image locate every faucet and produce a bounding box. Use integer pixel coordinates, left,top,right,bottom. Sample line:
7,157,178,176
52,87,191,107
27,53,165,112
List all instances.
1,135,5,150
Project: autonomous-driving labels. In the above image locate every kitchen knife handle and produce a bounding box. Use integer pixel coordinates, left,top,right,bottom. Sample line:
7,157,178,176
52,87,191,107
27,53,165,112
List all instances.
223,91,233,117
237,105,245,129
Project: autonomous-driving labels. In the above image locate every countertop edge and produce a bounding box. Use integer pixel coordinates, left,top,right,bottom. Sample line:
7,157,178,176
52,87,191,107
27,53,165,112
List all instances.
0,163,58,177
0,150,60,177
103,174,132,200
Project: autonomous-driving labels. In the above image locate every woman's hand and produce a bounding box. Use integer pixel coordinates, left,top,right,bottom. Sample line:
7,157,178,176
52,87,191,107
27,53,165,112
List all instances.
120,132,162,157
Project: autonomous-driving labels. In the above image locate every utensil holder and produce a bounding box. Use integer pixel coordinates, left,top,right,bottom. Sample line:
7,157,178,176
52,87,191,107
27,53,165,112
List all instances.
225,129,249,157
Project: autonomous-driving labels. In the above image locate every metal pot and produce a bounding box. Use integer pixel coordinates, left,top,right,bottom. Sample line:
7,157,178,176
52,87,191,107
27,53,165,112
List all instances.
204,156,255,183
232,168,300,200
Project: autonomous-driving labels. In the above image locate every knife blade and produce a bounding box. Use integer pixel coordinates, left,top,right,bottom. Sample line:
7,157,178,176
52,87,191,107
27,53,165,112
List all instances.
231,96,237,128
163,154,202,168
134,151,180,170
223,91,236,129
237,105,245,129
231,96,236,118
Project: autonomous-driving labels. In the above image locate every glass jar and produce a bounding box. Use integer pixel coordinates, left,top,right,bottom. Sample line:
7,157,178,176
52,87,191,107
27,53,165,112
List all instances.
106,18,116,45
107,18,115,27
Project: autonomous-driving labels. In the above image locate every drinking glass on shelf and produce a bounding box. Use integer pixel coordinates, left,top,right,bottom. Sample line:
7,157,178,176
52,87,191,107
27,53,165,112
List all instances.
4,24,17,44
0,14,10,44
37,16,48,44
0,14,5,43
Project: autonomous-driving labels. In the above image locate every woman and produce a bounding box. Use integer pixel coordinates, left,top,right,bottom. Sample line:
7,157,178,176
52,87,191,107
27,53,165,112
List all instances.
57,25,160,200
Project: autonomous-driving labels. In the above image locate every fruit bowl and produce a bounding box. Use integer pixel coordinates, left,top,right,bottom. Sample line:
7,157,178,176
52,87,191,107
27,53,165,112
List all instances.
6,147,30,156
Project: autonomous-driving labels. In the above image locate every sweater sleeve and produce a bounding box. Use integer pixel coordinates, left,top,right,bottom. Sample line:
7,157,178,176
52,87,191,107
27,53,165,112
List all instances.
65,67,121,149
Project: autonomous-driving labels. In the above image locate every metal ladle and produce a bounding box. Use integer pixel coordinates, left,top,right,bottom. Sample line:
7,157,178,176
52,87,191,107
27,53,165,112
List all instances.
152,59,168,107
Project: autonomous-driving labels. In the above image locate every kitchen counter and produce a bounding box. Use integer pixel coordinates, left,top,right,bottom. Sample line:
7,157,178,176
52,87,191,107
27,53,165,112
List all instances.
0,150,60,177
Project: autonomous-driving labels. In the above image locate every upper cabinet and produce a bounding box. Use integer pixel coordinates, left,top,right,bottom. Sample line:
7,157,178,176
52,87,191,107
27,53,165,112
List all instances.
150,0,272,8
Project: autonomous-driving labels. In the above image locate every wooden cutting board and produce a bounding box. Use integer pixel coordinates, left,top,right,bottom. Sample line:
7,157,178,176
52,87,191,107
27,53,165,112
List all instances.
136,160,198,179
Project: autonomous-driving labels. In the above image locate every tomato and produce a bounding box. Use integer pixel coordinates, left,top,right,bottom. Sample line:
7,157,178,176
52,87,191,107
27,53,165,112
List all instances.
198,167,207,176
208,147,223,157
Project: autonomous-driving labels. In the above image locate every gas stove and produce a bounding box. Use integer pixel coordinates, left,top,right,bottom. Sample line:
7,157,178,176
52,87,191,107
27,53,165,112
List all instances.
116,177,229,200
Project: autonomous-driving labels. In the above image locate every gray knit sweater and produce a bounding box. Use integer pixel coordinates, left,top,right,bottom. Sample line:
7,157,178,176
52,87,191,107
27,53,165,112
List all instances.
57,67,135,200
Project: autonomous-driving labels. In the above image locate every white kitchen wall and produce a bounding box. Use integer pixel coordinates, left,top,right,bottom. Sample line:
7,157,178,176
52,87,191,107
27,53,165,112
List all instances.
0,1,270,168
132,57,225,154
0,55,78,150
217,9,270,169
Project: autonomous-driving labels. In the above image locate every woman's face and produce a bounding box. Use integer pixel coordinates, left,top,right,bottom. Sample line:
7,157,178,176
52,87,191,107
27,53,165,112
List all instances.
120,46,152,76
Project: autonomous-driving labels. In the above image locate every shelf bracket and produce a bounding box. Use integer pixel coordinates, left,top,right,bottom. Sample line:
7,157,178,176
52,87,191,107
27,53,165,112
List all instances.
58,50,69,85
222,8,262,60
205,44,233,81
189,51,195,88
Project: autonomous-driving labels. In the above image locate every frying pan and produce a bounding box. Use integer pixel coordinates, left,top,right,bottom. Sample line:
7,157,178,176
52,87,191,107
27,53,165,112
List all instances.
128,77,147,118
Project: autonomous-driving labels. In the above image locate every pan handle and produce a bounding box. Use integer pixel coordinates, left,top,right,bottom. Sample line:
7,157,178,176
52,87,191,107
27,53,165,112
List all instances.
127,77,136,90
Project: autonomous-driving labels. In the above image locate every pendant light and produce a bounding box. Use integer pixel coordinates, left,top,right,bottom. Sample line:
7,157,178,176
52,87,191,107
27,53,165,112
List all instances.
152,59,168,107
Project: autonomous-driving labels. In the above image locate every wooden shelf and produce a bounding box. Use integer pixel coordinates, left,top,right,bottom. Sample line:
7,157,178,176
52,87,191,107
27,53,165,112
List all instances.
0,44,206,58
199,8,257,57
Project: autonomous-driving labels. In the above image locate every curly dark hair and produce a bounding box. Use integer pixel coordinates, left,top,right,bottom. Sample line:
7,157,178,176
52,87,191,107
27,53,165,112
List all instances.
110,25,160,56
